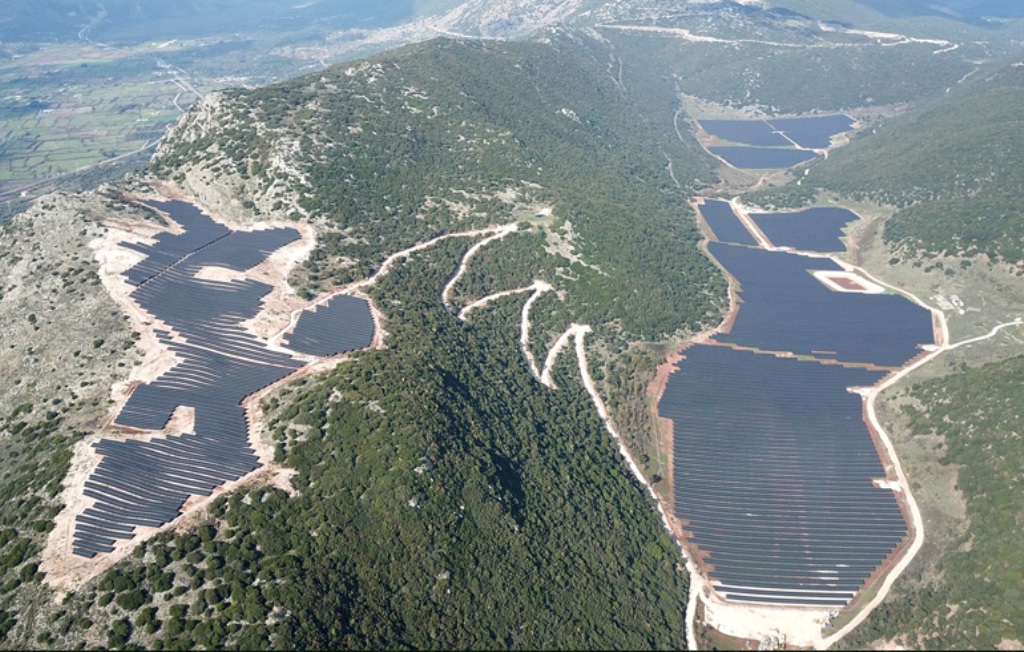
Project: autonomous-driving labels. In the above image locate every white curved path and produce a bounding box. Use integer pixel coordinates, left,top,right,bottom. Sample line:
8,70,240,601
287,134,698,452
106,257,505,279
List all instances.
442,225,519,311
458,278,700,648
269,224,519,349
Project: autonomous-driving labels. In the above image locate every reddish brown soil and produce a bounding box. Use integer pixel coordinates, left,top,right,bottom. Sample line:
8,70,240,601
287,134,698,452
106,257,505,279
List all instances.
845,395,918,611
830,276,870,291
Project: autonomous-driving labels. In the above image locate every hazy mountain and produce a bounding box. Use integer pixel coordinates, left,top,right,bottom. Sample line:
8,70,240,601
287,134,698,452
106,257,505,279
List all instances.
0,1,461,42
853,0,1024,23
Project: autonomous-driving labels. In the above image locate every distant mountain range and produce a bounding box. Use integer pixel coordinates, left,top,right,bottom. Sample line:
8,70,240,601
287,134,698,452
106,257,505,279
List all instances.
0,0,456,41
854,0,1024,22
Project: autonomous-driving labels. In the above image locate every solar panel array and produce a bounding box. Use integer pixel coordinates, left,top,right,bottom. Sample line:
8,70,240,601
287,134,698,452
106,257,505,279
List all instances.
285,294,375,357
765,115,855,149
73,200,375,558
699,115,855,150
120,200,231,286
662,347,903,606
662,214,934,607
697,120,791,147
709,242,932,367
749,207,858,253
697,199,758,246
698,115,854,169
707,146,817,170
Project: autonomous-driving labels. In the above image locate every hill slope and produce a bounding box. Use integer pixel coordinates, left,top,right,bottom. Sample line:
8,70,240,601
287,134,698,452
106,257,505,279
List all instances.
806,57,1024,265
0,33,721,649
153,36,724,339
838,354,1024,650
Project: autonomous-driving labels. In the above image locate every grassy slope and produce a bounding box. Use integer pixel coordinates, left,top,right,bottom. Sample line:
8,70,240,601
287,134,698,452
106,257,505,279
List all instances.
0,194,139,644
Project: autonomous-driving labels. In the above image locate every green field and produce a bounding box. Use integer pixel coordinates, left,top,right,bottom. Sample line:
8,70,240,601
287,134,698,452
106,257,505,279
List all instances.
0,44,185,191
0,29,416,196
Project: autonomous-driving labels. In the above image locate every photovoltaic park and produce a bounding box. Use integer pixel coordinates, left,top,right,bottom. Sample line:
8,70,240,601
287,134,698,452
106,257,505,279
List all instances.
749,207,859,254
699,114,854,169
664,199,935,607
72,200,374,558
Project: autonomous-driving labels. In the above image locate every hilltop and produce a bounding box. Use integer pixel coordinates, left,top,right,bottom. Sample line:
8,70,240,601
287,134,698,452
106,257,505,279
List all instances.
806,57,1024,266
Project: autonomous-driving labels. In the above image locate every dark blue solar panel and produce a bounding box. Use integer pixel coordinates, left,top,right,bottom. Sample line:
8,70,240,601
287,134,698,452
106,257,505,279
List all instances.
708,146,817,169
708,243,932,367
750,207,858,253
698,119,791,147
659,207,934,607
766,115,855,149
697,199,758,246
285,295,375,357
121,200,232,286
73,199,375,557
661,346,905,606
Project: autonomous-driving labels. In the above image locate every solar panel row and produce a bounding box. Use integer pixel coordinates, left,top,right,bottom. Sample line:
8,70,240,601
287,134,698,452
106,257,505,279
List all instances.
709,242,932,367
662,345,908,606
697,199,758,246
697,115,855,169
285,294,375,357
72,199,369,558
698,115,855,150
749,207,859,254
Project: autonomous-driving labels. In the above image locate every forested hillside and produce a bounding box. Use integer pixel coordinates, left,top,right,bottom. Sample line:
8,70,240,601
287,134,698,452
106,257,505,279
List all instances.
590,2,978,114
35,239,692,650
807,58,1024,265
153,36,723,340
148,33,728,480
7,1,1024,647
0,33,722,649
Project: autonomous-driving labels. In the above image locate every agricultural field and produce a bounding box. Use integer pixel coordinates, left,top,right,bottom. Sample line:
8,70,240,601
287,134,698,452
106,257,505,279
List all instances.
0,0,462,200
0,42,194,195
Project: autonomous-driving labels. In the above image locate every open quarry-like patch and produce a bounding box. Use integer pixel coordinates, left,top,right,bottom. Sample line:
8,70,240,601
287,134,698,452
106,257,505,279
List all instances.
814,270,886,294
